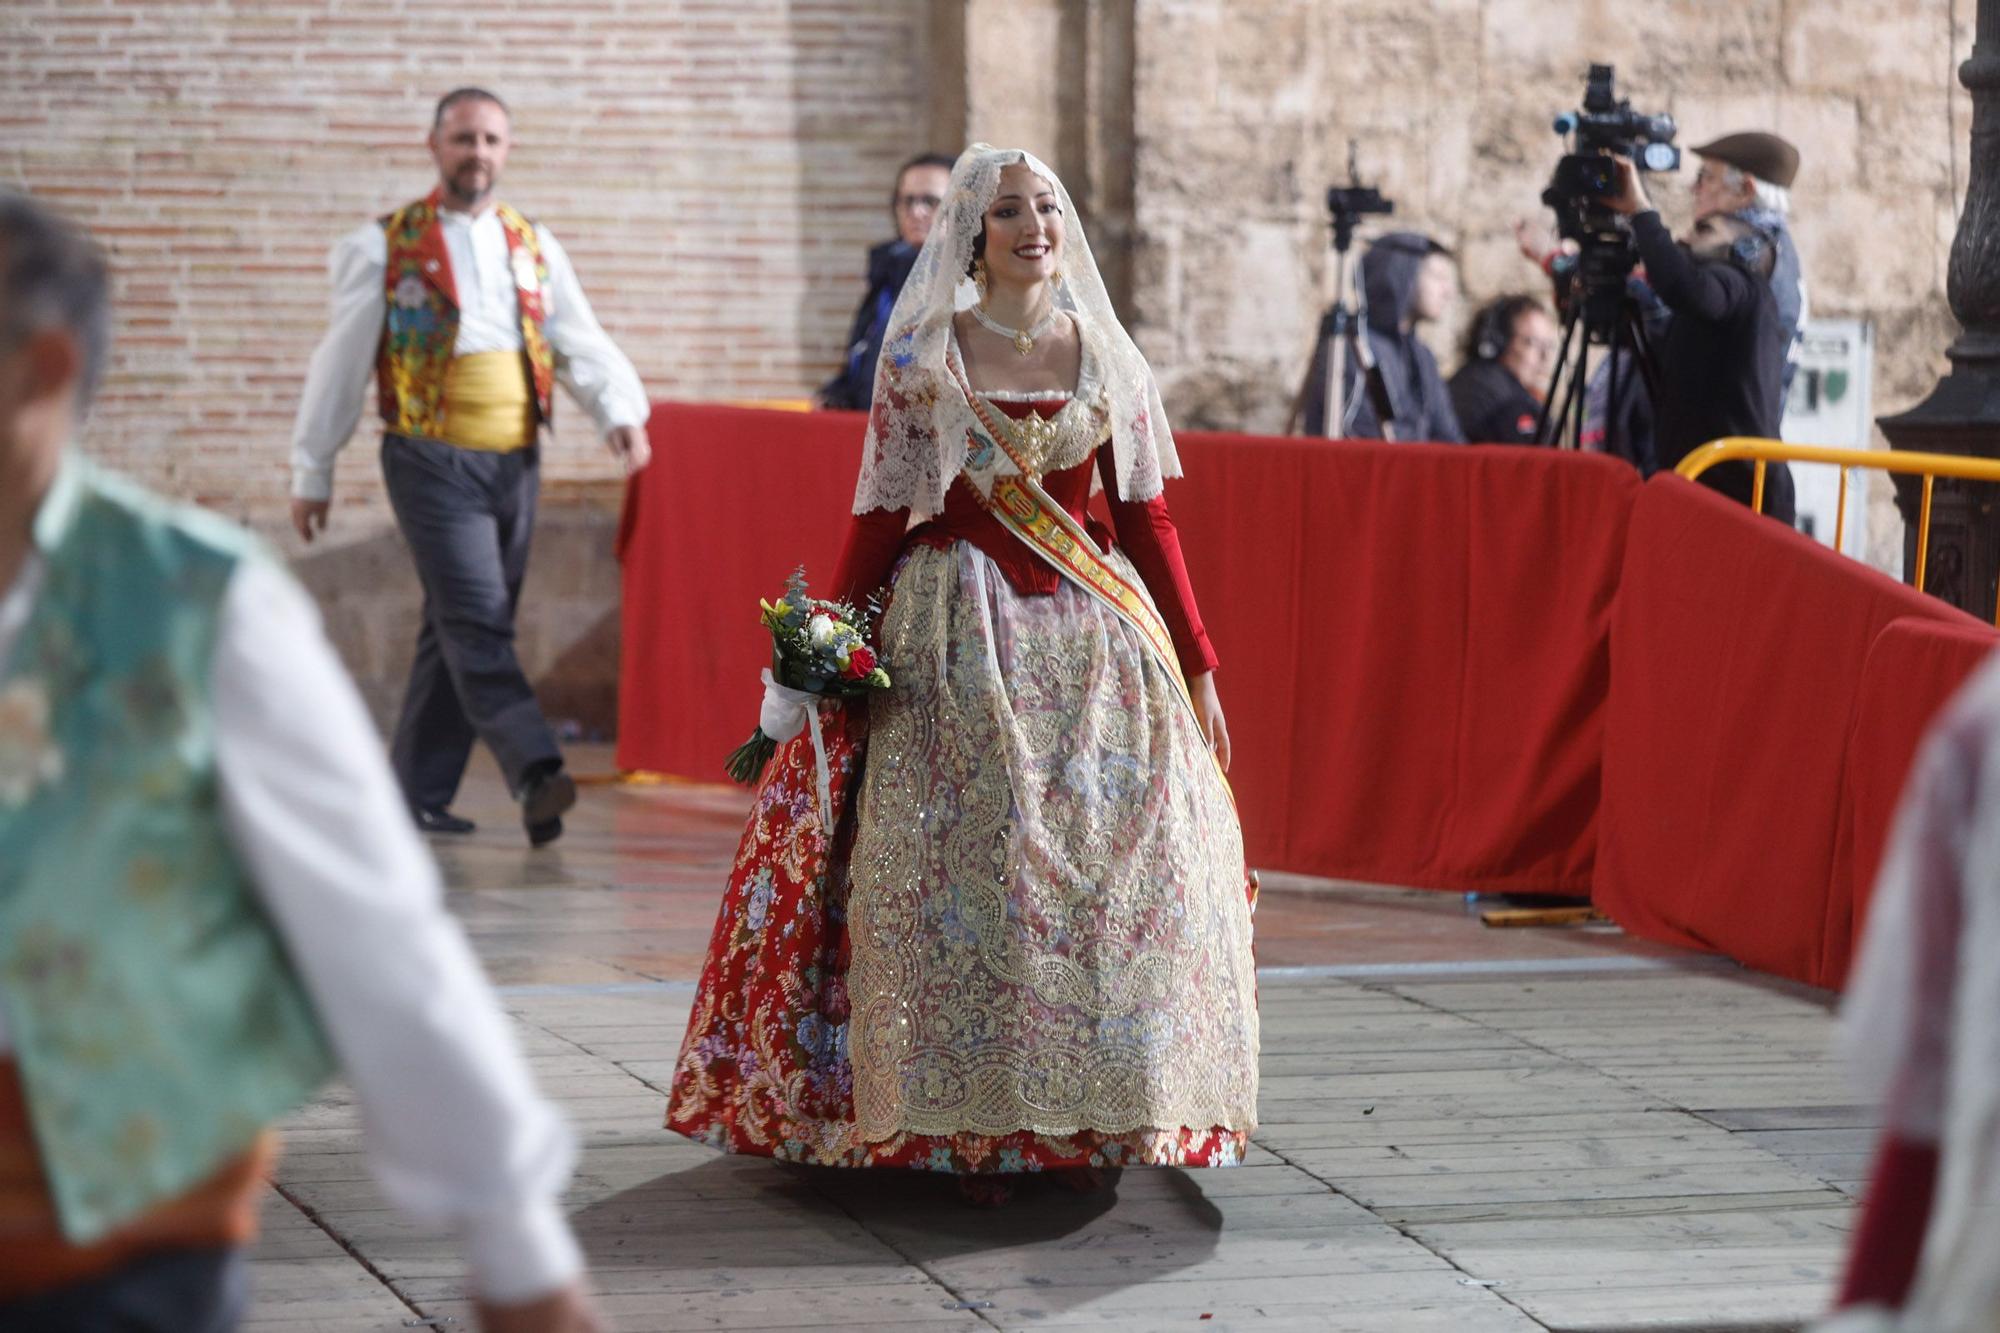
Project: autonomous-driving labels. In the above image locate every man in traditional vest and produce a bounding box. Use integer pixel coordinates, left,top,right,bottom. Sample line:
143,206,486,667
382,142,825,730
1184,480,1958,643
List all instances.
2,194,607,1328
290,86,650,846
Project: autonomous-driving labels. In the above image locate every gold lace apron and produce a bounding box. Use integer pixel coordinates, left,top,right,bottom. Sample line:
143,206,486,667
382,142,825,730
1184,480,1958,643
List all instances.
846,359,1259,1145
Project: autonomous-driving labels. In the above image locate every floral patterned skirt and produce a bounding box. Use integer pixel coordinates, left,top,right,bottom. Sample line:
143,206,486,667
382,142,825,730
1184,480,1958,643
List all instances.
666,543,1258,1173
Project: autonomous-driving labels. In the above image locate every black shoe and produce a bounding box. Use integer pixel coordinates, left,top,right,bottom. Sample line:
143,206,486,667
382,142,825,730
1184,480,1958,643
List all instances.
519,763,577,842
413,807,476,835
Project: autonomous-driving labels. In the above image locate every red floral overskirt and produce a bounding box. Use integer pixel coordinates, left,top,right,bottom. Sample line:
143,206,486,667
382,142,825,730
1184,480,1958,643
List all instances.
663,707,1248,1173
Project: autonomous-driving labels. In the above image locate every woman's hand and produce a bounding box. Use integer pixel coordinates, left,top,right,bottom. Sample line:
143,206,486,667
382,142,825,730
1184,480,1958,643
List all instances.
1189,670,1231,773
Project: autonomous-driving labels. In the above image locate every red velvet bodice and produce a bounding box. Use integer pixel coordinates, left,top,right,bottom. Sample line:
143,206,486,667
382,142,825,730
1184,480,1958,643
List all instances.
832,399,1218,677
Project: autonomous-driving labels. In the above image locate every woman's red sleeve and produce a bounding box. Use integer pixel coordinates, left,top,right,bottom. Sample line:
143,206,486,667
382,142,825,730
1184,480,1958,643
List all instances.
1098,448,1219,677
831,506,911,607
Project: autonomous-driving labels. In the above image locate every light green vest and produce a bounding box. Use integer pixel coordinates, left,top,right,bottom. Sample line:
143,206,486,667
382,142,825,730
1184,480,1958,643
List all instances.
0,459,335,1243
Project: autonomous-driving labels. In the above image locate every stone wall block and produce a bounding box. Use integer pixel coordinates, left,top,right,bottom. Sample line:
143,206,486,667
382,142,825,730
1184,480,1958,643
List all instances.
1784,0,1949,92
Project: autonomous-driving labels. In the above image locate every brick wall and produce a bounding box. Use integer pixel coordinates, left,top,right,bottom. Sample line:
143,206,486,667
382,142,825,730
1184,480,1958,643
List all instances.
1,0,936,539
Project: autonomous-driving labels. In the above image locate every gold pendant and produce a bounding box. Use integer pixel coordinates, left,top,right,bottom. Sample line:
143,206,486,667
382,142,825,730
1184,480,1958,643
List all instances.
1013,329,1035,356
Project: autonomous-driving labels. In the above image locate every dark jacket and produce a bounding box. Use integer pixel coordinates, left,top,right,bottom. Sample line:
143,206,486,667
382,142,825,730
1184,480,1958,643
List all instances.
1301,233,1465,443
819,239,920,411
1630,210,1793,522
1449,359,1544,445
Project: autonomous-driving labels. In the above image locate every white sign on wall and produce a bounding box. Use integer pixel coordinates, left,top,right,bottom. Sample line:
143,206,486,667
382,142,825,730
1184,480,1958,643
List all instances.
1781,318,1875,552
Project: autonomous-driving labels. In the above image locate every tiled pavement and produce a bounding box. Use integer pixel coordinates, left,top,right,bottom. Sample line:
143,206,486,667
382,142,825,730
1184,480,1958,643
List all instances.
244,750,1862,1332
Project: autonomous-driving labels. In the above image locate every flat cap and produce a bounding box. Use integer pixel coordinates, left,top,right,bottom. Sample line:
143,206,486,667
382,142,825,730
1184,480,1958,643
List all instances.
1692,131,1801,188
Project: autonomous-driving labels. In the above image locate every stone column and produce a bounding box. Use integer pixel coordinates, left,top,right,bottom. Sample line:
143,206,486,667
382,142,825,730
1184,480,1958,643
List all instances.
933,1,1139,310
1878,0,2000,620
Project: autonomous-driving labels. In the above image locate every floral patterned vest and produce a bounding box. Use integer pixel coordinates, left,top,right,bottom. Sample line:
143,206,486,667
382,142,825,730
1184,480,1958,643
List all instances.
376,190,557,441
0,460,336,1243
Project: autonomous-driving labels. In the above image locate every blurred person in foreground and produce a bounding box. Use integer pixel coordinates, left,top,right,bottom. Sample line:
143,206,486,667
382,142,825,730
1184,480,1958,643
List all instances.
290,86,651,846
1299,231,1467,442
0,190,598,1332
1449,294,1557,445
815,151,958,410
1599,155,1795,523
1817,649,2000,1332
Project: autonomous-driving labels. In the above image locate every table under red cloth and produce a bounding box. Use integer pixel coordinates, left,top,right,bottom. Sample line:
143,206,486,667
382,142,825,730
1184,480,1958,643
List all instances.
1595,477,1986,989
619,404,1638,894
1164,434,1639,893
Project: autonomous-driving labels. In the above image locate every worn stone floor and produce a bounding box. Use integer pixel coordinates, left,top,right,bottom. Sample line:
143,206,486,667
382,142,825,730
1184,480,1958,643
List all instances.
244,748,1864,1332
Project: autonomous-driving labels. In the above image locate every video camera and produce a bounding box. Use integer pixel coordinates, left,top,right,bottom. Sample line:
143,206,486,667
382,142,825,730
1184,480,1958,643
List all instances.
1540,64,1679,334
1325,143,1394,253
1533,65,1676,451
1542,64,1679,227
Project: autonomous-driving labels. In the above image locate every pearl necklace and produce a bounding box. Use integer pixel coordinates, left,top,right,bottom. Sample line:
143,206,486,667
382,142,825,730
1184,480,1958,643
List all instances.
971,302,1061,356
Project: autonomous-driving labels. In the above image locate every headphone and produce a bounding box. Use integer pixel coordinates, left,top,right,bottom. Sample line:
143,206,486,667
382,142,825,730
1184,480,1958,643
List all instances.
1473,301,1514,361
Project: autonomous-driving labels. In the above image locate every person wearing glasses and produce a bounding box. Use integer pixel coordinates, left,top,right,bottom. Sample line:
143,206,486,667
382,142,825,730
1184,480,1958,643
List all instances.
1449,294,1558,445
814,152,957,411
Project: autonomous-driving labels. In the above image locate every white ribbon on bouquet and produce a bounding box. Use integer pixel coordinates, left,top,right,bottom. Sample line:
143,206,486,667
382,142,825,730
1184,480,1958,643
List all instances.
757,668,834,833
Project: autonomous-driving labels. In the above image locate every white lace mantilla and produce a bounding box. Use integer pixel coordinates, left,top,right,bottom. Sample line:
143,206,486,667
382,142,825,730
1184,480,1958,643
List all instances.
851,144,1180,520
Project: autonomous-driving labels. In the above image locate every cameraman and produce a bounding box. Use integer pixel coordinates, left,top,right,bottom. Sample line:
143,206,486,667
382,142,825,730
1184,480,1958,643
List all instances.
1602,155,1794,523
1691,133,1807,397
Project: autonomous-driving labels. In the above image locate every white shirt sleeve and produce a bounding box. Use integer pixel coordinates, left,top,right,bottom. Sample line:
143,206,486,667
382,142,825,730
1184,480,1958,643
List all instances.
211,560,583,1304
290,224,389,502
536,225,650,435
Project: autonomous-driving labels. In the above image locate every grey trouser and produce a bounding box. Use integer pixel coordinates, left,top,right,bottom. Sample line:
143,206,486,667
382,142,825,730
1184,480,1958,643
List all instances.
381,432,562,810
0,1246,246,1332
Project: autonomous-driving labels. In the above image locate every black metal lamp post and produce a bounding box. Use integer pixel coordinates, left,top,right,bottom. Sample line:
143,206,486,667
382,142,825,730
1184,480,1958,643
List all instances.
1879,1,2000,618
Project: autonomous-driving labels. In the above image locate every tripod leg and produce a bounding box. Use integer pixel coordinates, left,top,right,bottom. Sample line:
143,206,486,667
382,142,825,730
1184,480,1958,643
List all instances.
1558,337,1590,451
1606,334,1622,458
1537,308,1583,445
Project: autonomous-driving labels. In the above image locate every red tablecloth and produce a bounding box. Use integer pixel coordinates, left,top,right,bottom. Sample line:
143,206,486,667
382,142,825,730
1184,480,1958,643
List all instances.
619,405,2000,987
619,405,1638,893
1838,616,1998,981
1165,434,1639,892
1595,477,1982,988
616,404,864,781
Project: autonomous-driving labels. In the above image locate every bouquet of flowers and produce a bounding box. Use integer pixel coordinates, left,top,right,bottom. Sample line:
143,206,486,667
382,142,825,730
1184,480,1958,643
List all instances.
724,567,891,787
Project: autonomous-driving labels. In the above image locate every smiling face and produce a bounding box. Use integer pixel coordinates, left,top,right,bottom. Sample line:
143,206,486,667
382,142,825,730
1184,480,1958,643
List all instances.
429,96,512,211
978,162,1065,295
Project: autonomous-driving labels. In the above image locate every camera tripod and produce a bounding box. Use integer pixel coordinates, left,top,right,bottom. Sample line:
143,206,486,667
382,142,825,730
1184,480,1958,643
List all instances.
1308,239,1396,439
1537,259,1660,456
1287,144,1397,438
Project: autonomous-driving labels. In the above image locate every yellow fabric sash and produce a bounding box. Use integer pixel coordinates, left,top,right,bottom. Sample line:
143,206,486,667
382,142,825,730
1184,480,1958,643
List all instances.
438,351,536,452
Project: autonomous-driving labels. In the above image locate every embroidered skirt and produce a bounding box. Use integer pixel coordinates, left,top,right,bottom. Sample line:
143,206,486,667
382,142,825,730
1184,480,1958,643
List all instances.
667,542,1258,1172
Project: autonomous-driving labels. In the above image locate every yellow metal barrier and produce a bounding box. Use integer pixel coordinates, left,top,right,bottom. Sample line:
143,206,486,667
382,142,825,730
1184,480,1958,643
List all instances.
1676,437,2000,625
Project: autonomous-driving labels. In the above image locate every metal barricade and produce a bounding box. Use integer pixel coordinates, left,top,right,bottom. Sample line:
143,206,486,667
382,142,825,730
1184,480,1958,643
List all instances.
1675,437,2000,625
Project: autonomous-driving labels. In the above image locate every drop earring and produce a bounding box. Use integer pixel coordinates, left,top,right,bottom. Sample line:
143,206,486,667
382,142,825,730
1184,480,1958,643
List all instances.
973,258,989,303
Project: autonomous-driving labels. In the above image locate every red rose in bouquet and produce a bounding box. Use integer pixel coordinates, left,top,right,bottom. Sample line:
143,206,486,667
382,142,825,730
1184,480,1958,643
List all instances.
723,567,892,787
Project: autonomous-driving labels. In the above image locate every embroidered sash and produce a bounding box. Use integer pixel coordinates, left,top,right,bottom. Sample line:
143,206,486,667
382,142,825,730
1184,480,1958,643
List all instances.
942,344,1217,753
